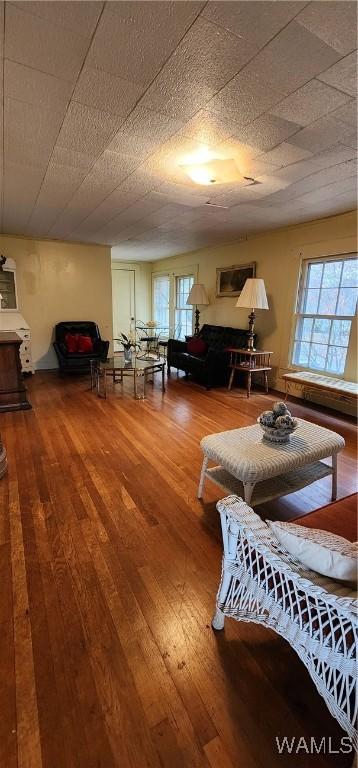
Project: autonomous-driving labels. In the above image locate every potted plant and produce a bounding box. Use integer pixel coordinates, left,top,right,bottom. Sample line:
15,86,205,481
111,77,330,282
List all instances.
116,332,137,363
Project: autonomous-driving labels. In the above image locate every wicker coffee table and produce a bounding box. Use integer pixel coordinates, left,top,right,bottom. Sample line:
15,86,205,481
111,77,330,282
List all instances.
198,419,345,505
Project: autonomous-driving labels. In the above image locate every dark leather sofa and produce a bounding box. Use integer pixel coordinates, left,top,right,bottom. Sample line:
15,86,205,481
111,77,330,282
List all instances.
53,321,109,374
167,324,255,389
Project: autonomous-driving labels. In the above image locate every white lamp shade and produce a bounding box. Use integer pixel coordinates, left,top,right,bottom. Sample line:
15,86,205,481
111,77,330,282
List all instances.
235,278,269,310
187,283,209,306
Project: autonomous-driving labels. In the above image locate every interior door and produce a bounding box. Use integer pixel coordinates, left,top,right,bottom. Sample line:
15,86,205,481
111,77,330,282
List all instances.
112,269,135,352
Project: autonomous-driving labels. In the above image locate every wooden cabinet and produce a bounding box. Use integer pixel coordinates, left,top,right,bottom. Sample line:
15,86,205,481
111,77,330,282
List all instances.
0,257,34,374
0,332,31,412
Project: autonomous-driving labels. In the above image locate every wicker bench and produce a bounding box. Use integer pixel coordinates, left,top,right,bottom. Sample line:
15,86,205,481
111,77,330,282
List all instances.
283,371,358,406
212,495,357,746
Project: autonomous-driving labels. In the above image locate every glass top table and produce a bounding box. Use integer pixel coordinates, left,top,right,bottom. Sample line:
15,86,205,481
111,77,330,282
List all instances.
93,355,166,399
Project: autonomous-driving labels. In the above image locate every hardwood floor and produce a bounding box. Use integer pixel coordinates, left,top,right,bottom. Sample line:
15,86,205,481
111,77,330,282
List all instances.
0,371,357,768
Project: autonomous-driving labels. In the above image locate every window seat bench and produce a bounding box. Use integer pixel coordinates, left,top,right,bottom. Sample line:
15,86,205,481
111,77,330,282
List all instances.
283,371,358,405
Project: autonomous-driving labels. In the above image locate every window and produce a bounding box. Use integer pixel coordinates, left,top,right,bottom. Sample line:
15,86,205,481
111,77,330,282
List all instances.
175,275,194,340
292,255,358,376
153,275,170,330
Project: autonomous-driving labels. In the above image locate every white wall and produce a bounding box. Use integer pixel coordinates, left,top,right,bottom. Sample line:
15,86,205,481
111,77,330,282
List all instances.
0,234,113,369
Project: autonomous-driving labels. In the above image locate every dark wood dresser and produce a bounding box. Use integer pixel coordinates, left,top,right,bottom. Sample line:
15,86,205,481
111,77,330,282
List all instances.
0,332,31,412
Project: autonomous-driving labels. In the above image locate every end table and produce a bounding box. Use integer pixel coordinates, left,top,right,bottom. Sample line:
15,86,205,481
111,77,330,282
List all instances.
227,348,273,398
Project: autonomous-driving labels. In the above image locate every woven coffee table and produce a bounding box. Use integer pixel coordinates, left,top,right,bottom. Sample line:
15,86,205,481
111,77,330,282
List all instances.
198,419,345,505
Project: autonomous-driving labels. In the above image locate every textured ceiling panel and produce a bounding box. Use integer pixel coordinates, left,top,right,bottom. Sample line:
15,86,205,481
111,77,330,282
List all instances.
0,0,356,258
318,52,357,97
12,1,104,38
109,107,185,160
4,59,72,110
140,16,255,119
5,4,89,82
232,114,301,152
255,142,313,167
5,97,63,169
73,66,144,118
241,21,341,96
270,79,351,127
87,1,204,86
296,1,357,55
207,69,285,126
56,102,121,156
203,1,307,49
331,100,357,128
290,114,354,153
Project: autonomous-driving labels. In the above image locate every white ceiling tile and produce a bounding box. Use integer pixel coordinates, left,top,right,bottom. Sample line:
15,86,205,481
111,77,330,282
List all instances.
4,59,72,110
179,110,236,145
109,107,184,160
27,162,87,228
73,66,144,118
318,52,357,97
232,114,300,152
5,4,90,82
12,1,103,40
153,182,209,207
296,1,357,56
51,146,96,172
270,79,351,127
1,1,357,257
207,69,285,127
203,1,307,48
289,114,354,153
142,202,194,227
5,96,63,168
89,151,138,189
140,15,257,119
342,135,357,151
241,21,341,97
87,1,204,86
309,143,357,169
3,161,44,229
256,142,312,167
56,101,122,156
330,100,357,128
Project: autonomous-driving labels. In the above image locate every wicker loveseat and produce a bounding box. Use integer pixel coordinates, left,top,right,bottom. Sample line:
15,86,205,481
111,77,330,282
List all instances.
212,495,357,747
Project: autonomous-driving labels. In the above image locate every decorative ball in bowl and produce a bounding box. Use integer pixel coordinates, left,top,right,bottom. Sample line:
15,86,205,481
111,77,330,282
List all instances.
257,401,298,444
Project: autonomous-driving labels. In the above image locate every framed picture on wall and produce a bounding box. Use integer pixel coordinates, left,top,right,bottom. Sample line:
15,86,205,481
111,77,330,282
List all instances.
216,262,256,297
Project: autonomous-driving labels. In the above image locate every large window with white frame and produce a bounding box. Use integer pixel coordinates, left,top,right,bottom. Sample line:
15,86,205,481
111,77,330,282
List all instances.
291,254,358,376
175,275,194,340
153,275,170,330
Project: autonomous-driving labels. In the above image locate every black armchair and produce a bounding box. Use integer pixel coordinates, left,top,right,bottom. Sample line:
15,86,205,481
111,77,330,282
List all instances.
167,324,255,389
53,321,109,374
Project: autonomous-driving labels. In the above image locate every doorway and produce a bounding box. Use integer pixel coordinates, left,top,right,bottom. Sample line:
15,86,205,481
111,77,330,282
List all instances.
112,268,135,352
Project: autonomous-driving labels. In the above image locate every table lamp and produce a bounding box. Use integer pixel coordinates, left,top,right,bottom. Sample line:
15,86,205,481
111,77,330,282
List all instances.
187,283,209,336
235,278,269,350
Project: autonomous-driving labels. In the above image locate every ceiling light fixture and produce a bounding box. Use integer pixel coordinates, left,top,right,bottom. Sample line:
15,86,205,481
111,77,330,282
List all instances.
180,156,243,186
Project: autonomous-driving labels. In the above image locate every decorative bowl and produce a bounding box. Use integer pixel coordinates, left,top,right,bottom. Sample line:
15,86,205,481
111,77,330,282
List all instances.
257,401,298,444
257,419,298,444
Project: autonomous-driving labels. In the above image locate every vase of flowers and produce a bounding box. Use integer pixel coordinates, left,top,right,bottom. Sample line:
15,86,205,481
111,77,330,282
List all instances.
117,332,137,363
257,401,298,444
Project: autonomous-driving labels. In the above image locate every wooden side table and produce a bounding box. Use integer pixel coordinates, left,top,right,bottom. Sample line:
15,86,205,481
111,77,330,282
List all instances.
227,348,273,398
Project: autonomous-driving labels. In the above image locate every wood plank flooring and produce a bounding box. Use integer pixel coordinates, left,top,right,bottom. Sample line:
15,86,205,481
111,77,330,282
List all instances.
0,371,357,768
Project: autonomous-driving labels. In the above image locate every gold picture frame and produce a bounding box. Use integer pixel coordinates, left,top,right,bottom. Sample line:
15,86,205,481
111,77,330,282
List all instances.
216,262,256,297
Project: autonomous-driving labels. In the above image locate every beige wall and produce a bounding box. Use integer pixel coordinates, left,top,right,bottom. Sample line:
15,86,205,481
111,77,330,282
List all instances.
152,210,358,399
0,234,113,369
